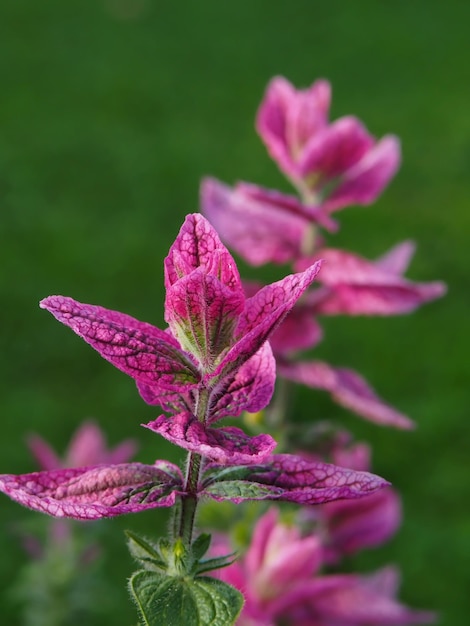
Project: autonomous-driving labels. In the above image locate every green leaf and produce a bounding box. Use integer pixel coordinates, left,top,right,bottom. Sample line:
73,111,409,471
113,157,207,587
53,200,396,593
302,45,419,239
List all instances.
195,551,238,576
202,464,268,486
191,533,212,561
129,570,243,626
126,530,167,571
204,480,281,502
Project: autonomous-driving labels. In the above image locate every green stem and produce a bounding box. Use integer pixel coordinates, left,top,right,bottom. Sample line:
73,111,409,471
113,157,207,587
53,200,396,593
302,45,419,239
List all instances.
176,387,210,547
178,452,201,545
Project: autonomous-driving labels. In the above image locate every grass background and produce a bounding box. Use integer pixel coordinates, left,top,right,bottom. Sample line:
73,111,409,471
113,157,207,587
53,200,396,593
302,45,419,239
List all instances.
0,0,468,624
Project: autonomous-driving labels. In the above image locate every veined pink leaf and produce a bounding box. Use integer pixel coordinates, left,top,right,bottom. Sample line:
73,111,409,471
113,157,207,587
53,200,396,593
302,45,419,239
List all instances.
203,454,389,505
0,462,184,520
210,342,276,420
143,413,276,464
164,269,244,369
278,359,414,429
300,116,374,180
216,261,322,377
256,76,331,181
201,178,335,267
40,296,200,390
164,213,242,292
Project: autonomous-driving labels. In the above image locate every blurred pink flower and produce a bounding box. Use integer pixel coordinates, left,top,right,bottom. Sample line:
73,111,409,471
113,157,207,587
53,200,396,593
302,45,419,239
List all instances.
301,432,402,563
27,420,138,471
256,76,401,211
214,508,434,626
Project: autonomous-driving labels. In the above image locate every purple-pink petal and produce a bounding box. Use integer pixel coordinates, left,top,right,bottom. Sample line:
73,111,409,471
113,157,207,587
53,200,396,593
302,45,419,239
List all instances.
164,213,242,292
300,116,374,181
298,248,446,316
278,359,414,429
136,380,192,413
269,306,323,355
256,76,330,180
375,240,416,275
250,454,389,503
201,178,314,267
289,569,437,625
164,269,244,368
321,487,402,562
40,296,200,390
201,178,337,267
27,434,62,471
0,463,183,521
216,262,322,377
204,454,389,505
143,413,277,464
321,135,401,213
210,342,276,420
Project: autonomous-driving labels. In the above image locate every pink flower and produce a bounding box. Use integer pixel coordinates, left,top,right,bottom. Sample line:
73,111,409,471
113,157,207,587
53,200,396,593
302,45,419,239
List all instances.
296,242,446,316
214,508,322,625
284,566,436,625
201,178,336,267
215,509,435,626
256,76,401,211
300,433,402,563
40,214,323,464
27,419,137,471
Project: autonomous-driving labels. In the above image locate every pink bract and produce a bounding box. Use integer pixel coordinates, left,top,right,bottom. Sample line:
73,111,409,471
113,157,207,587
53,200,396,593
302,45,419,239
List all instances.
28,419,137,471
201,178,336,266
256,76,401,210
297,244,447,316
0,462,184,521
214,509,435,626
278,359,414,429
40,215,320,423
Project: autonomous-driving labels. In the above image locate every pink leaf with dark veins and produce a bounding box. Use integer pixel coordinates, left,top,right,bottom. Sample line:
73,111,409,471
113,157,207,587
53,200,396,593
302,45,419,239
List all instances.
201,178,336,267
297,247,446,316
164,213,242,292
278,359,414,429
215,261,322,378
0,463,184,520
136,380,193,413
210,342,276,420
40,296,200,390
143,413,276,464
203,453,389,505
165,269,244,368
321,135,401,213
299,116,374,181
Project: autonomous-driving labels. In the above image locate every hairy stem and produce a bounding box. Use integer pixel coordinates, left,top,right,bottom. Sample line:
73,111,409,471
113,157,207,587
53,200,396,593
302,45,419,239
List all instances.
176,387,210,546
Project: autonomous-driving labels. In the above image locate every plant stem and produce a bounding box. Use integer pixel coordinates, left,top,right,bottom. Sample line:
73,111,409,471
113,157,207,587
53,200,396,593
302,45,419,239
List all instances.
176,387,210,546
178,452,201,545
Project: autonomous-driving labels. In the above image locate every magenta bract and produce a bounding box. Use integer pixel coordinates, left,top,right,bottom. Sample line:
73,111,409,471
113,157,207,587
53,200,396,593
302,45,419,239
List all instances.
278,359,414,429
28,420,137,471
214,509,435,626
202,453,389,505
284,567,436,625
256,76,401,210
144,413,277,465
301,436,402,562
297,245,447,316
201,178,336,266
0,462,184,520
40,215,320,428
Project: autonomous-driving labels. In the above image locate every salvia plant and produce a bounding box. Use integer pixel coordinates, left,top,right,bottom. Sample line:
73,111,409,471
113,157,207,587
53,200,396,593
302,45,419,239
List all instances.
1,76,446,626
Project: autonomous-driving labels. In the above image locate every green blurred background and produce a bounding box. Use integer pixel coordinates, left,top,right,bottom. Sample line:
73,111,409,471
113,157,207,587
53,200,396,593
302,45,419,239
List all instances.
0,0,468,624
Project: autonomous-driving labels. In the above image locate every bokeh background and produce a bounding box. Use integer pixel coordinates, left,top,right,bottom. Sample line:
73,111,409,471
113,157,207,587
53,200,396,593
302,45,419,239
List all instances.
1,1,468,624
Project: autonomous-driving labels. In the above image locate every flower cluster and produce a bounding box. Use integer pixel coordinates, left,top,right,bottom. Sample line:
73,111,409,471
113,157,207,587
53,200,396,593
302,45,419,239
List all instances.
202,77,445,429
214,507,435,626
198,76,444,625
0,76,444,625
